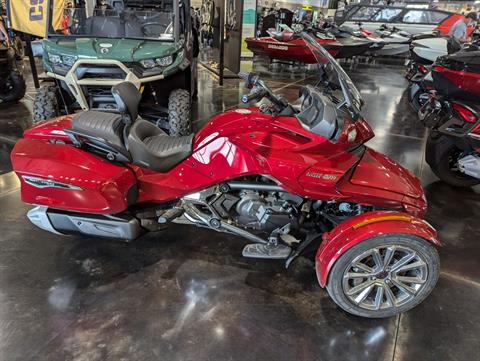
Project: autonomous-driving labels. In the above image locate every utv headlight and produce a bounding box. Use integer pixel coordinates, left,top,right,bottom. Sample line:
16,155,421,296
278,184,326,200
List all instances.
140,55,174,69
140,58,157,69
48,53,62,64
156,55,173,67
61,55,77,67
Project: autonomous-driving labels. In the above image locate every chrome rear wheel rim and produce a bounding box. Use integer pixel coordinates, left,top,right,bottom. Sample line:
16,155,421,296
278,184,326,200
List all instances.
342,245,428,311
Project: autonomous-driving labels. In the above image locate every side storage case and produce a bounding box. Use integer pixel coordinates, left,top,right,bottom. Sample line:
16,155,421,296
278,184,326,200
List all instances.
11,139,137,214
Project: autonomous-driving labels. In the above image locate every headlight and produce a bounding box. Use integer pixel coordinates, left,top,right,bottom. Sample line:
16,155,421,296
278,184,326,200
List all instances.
48,54,62,64
139,55,175,69
61,55,77,67
140,58,157,69
156,55,173,67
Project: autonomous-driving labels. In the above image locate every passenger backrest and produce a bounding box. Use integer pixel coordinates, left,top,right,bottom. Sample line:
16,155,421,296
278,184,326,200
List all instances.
111,82,142,124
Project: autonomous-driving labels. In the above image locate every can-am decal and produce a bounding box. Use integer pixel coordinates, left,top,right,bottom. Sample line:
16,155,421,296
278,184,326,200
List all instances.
268,44,289,51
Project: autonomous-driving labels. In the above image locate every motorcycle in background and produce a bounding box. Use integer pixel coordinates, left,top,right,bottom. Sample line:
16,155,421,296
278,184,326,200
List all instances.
418,50,480,187
406,38,479,112
11,33,441,318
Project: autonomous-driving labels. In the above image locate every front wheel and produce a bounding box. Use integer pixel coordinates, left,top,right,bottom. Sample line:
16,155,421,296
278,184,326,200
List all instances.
325,234,439,318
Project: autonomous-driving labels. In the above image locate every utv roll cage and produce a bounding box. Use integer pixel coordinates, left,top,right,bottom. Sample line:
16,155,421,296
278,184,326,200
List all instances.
45,0,181,42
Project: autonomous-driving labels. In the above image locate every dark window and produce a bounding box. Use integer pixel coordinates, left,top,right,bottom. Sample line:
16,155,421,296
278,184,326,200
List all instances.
402,10,448,24
350,6,381,21
372,8,402,22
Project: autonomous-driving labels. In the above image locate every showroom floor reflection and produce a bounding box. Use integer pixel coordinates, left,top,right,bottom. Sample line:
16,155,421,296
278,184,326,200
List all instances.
0,61,478,361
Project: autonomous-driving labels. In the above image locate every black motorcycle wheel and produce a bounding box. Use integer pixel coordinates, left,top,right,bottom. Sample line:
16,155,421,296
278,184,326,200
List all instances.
426,133,480,187
326,234,439,318
0,71,26,102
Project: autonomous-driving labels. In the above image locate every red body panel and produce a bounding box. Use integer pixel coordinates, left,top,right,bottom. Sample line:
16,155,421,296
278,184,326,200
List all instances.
433,66,480,98
315,211,441,287
245,36,341,63
338,149,427,217
12,108,427,217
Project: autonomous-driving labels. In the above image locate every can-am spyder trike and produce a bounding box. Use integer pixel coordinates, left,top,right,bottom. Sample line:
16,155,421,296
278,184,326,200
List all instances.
11,33,440,318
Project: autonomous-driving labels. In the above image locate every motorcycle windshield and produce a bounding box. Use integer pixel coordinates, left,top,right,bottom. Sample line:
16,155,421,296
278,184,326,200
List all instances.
301,32,363,115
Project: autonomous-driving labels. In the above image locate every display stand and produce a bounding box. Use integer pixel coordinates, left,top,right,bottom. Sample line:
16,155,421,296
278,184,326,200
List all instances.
198,0,244,85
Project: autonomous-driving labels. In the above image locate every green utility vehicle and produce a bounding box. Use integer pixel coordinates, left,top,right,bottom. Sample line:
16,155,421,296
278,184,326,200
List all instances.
34,0,198,136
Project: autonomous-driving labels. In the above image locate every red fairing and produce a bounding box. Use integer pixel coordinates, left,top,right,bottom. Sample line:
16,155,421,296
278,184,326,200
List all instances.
134,110,361,203
315,211,441,287
12,138,136,214
338,148,426,217
245,36,341,63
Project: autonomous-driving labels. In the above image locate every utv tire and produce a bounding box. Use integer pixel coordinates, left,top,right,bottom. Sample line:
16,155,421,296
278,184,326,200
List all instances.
426,133,480,187
33,85,60,123
0,71,26,102
325,234,440,318
14,37,25,60
168,89,191,136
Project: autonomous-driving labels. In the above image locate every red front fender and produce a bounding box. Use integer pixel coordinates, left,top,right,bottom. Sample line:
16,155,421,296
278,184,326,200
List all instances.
315,211,441,287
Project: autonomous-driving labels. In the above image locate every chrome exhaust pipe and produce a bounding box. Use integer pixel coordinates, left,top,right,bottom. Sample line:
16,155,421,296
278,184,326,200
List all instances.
27,206,143,241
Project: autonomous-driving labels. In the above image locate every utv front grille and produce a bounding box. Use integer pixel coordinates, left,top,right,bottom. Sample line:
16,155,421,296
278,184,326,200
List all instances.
75,64,135,80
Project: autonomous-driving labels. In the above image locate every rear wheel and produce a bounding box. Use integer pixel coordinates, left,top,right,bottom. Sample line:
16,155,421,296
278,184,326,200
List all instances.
0,71,26,102
325,234,439,318
33,85,60,123
426,133,480,187
168,89,191,136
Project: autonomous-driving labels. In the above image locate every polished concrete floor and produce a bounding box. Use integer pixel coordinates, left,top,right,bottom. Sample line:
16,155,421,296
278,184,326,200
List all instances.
0,60,479,361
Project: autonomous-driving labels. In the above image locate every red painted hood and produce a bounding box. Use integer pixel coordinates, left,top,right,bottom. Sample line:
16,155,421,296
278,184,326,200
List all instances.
349,148,423,199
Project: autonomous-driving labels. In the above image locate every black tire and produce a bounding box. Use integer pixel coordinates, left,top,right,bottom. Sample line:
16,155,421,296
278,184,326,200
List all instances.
168,89,191,136
325,234,440,318
14,37,25,60
426,133,480,187
0,71,26,102
33,85,60,123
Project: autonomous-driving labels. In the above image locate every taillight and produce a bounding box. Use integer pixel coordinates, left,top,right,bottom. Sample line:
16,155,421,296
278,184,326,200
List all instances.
452,103,478,124
433,65,446,73
419,64,428,74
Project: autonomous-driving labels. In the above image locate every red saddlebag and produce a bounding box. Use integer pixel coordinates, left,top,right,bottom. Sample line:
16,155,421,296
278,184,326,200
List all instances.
11,139,137,214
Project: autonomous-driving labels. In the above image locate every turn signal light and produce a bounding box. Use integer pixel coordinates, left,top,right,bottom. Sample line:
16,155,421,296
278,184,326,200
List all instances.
352,215,412,230
452,103,478,124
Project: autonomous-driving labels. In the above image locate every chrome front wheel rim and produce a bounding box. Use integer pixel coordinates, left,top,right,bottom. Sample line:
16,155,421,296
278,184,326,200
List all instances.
342,245,428,311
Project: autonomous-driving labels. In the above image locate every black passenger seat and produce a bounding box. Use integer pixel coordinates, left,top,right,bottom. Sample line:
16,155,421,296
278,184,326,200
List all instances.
127,120,193,172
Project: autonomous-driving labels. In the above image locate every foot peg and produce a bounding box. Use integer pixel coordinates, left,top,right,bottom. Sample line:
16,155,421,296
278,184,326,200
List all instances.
242,243,292,259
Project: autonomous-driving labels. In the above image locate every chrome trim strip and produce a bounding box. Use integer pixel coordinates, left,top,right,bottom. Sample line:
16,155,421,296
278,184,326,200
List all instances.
22,176,82,190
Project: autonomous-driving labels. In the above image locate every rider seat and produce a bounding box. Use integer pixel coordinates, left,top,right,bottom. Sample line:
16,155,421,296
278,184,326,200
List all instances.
70,110,130,160
70,81,193,172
